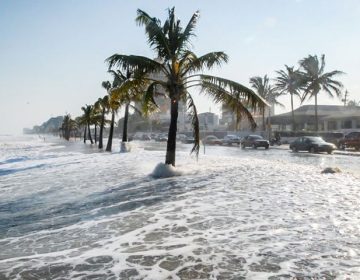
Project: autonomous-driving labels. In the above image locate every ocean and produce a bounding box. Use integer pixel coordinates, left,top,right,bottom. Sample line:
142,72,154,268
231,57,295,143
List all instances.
0,135,359,279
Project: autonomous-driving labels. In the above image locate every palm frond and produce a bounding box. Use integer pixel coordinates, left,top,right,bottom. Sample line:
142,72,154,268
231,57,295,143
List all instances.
177,10,199,54
129,104,142,116
142,82,160,116
181,51,228,76
185,93,200,157
102,81,111,91
198,75,268,109
106,54,162,74
136,9,171,59
195,75,265,128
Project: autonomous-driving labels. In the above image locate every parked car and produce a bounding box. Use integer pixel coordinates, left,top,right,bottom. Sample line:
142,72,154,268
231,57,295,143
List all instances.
337,131,360,150
155,134,168,142
141,134,151,141
176,134,188,142
289,136,336,154
241,135,269,149
222,135,240,145
182,136,195,144
202,135,222,145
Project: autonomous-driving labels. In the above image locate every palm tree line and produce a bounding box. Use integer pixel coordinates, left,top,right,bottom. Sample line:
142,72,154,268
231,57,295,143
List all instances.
250,54,344,133
60,7,344,167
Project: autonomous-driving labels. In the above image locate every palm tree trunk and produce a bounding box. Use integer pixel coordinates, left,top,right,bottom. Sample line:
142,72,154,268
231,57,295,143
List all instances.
87,123,93,144
94,125,97,144
315,92,318,132
262,109,266,131
106,110,115,152
165,98,178,166
99,108,105,149
65,128,70,141
122,103,130,142
83,126,87,143
291,93,295,131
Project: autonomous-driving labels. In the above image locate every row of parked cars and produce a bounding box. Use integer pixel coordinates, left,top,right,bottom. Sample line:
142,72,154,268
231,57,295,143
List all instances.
202,135,270,149
131,131,360,154
288,131,360,154
203,134,360,154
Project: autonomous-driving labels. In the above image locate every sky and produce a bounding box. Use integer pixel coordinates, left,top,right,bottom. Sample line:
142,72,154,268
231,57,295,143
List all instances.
0,0,359,134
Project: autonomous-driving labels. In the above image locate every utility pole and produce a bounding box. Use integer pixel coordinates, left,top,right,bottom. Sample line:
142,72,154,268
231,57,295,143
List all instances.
342,90,349,106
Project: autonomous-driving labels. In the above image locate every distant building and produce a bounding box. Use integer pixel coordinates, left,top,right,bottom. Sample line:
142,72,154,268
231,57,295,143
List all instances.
220,103,273,131
140,63,189,132
271,105,360,132
198,112,219,131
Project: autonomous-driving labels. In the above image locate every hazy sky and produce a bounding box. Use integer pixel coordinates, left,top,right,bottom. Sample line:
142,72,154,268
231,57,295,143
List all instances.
1,0,359,134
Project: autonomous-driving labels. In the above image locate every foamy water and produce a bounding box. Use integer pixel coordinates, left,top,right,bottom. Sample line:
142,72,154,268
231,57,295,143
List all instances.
0,135,359,279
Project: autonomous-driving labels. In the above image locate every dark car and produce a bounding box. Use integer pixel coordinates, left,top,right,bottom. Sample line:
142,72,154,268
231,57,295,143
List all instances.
182,136,195,144
155,134,168,142
222,135,240,145
338,131,360,150
241,135,269,149
290,136,336,154
202,135,222,145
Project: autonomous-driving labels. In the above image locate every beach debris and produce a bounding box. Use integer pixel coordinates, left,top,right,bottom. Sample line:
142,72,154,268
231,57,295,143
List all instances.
321,167,341,174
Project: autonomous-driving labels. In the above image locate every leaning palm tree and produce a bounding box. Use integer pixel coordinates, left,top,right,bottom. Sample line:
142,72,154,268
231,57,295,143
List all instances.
299,54,344,131
107,7,266,166
91,102,103,145
108,69,144,151
250,75,283,131
103,71,127,152
105,91,121,152
81,104,94,144
94,92,110,149
274,65,303,131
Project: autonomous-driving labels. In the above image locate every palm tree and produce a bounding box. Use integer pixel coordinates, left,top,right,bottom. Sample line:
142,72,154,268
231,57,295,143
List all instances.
81,104,94,144
91,104,103,145
105,91,121,152
107,7,266,166
299,54,344,131
274,65,303,131
94,91,110,149
108,69,144,149
61,114,76,141
250,75,283,131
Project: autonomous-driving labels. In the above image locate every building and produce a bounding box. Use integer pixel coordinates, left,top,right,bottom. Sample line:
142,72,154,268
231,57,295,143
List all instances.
141,63,189,132
198,112,219,131
271,105,360,132
220,103,273,131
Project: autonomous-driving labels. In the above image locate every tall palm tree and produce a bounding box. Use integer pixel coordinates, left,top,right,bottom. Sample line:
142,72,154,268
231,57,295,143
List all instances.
299,54,344,131
108,69,144,147
274,65,303,131
105,91,121,152
250,75,283,131
94,92,110,149
81,104,94,144
91,103,103,145
107,7,266,166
